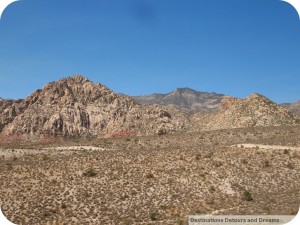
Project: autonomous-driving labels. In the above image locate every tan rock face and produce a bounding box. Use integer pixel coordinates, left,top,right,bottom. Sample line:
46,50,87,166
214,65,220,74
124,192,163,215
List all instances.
0,75,190,140
192,93,298,131
0,99,23,132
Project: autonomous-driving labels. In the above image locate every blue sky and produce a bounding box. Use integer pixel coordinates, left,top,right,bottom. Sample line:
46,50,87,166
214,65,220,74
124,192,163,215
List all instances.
0,0,299,103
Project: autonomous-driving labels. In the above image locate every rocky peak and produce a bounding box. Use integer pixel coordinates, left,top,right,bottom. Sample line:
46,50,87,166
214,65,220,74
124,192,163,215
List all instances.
66,74,90,83
246,93,273,103
28,74,135,108
247,93,264,99
0,75,190,141
173,88,199,94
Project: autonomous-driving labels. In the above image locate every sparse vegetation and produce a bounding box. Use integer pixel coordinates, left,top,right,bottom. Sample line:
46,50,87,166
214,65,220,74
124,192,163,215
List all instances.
150,212,158,221
42,154,50,160
83,167,97,177
242,190,253,201
263,160,270,168
209,186,216,193
241,159,248,164
286,162,295,170
145,173,154,179
1,125,300,224
284,149,290,154
195,209,207,214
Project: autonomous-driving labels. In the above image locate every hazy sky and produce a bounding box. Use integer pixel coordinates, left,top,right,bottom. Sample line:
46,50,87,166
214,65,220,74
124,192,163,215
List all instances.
0,0,299,103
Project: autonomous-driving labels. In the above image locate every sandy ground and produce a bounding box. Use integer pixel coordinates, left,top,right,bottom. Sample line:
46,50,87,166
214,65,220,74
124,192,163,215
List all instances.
0,146,115,160
234,144,300,151
1,126,299,224
43,146,109,151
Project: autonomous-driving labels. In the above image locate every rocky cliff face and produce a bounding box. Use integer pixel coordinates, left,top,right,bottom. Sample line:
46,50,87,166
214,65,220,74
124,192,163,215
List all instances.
191,93,298,131
0,98,22,133
132,88,224,113
0,75,190,141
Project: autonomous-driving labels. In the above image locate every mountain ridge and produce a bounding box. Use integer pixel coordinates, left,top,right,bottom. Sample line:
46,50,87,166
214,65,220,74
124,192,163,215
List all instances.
0,75,298,142
132,88,225,113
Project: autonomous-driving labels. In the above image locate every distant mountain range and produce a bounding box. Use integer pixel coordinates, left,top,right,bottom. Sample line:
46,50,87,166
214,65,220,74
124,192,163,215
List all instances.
0,75,299,142
132,88,224,113
133,88,300,116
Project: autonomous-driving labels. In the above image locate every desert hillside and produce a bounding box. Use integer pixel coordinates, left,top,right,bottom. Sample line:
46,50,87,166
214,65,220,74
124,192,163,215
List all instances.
192,93,298,131
1,125,299,224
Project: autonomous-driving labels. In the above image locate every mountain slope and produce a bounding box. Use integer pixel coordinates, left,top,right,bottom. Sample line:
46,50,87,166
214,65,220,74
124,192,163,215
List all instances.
0,75,190,141
281,100,300,116
132,88,224,113
192,93,298,131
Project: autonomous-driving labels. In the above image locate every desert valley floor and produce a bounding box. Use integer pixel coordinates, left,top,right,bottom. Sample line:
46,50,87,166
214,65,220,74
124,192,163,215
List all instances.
0,125,299,225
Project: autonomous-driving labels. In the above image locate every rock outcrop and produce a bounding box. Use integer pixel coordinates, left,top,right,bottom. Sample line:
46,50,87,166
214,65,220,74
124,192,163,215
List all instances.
0,75,190,141
0,98,22,133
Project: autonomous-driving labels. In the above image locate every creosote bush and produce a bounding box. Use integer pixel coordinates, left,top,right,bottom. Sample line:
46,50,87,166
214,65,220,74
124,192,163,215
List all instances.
263,160,270,168
209,186,216,193
286,162,294,170
150,212,158,221
83,167,97,177
284,149,290,154
242,190,253,201
146,173,154,179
